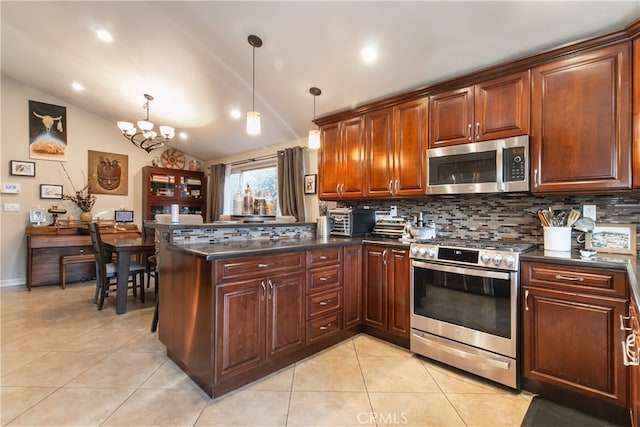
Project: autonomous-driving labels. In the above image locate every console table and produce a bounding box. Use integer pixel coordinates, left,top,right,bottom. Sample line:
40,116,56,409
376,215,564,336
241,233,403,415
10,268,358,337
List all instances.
26,224,141,290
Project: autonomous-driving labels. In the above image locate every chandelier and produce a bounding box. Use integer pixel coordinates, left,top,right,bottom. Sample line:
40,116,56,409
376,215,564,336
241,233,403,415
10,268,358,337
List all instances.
117,94,175,153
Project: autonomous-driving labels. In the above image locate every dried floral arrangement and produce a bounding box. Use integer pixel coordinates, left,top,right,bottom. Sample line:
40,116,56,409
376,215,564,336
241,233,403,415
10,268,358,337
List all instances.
60,163,96,212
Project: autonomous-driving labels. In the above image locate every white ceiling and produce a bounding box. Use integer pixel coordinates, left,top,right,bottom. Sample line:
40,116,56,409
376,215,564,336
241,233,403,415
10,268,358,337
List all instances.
2,1,639,161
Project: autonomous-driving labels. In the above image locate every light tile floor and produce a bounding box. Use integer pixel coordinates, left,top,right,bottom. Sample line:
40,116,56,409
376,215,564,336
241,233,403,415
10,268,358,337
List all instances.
1,283,533,426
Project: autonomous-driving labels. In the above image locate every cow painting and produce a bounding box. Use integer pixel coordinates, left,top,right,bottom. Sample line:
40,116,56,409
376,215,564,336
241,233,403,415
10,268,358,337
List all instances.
29,100,67,160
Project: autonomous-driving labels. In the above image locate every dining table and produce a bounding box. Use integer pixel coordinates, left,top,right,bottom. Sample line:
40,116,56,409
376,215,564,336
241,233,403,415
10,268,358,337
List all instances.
101,235,155,314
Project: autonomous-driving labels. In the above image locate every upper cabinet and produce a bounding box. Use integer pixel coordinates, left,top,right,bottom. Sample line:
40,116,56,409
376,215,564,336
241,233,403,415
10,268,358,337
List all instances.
142,166,207,220
531,43,632,194
318,117,365,199
633,37,640,190
429,70,530,148
364,98,428,197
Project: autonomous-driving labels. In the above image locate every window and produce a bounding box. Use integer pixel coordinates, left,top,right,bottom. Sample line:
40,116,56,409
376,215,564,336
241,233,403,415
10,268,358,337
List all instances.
224,158,278,216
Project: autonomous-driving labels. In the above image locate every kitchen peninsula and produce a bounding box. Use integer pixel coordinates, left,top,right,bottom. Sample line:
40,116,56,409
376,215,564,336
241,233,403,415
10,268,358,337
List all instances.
148,220,363,398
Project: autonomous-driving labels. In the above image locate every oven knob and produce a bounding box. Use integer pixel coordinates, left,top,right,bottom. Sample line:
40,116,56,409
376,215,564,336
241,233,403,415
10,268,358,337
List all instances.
411,247,419,256
492,254,503,265
427,248,437,258
480,253,491,264
504,255,516,267
418,247,427,256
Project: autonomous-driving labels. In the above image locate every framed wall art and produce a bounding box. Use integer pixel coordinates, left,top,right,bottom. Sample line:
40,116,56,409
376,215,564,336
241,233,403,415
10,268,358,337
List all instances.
586,223,637,255
10,160,35,177
88,150,128,195
304,174,317,195
29,100,67,161
40,184,63,199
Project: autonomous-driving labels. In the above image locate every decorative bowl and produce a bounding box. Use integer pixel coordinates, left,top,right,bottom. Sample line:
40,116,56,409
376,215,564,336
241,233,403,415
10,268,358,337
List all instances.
579,248,597,259
409,225,436,241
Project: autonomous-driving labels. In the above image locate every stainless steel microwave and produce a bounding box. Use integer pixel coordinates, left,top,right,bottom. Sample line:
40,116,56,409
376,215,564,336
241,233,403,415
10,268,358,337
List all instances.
426,135,529,195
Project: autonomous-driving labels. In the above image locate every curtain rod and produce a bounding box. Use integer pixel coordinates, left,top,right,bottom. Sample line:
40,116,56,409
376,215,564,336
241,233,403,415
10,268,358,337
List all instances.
223,146,308,167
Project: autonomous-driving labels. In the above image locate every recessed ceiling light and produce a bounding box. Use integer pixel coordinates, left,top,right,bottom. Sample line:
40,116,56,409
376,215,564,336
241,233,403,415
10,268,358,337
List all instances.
71,81,85,91
179,132,188,140
230,109,242,119
361,45,377,63
96,29,113,43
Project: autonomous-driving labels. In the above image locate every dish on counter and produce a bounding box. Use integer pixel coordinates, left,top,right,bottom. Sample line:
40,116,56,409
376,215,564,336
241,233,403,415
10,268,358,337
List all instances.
579,248,597,259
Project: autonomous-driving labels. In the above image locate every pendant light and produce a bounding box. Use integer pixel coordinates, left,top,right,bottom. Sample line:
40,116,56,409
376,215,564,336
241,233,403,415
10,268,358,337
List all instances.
246,34,262,135
308,87,321,149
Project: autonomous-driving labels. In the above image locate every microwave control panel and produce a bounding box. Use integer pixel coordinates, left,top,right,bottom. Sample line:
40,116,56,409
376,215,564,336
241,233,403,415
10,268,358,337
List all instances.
503,146,526,182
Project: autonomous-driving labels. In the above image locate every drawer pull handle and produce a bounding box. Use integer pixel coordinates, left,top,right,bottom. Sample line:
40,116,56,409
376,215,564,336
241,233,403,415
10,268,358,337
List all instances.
524,289,529,311
257,263,273,269
319,277,328,281
318,255,329,260
319,300,332,306
319,323,332,330
260,281,266,301
620,314,634,331
554,274,584,282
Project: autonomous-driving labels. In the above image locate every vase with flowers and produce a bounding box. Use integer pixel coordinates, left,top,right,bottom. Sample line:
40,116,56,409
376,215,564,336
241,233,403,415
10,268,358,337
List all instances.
61,164,97,221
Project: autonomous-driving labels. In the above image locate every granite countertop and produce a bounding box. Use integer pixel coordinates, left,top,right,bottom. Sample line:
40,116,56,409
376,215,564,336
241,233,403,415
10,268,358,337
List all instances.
522,248,639,308
168,236,361,261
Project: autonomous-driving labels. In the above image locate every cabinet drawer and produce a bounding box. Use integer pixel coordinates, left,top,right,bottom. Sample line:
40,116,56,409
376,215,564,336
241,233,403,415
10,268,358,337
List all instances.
307,288,342,319
307,266,342,293
306,247,343,268
522,262,628,298
215,251,305,281
306,311,342,344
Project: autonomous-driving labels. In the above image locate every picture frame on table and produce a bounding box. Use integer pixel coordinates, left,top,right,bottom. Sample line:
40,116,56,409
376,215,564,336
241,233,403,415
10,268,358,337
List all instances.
586,223,637,255
10,160,35,177
304,174,317,195
40,184,63,199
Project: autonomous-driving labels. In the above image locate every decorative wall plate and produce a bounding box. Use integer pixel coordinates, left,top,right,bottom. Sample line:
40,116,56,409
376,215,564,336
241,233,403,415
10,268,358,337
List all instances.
161,148,185,169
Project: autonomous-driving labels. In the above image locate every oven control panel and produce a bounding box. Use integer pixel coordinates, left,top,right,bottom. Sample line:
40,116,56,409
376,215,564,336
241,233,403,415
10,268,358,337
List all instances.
410,243,520,271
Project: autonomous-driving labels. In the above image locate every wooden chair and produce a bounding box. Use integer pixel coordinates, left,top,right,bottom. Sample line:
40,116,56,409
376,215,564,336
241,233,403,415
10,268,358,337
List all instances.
87,222,146,310
149,255,159,332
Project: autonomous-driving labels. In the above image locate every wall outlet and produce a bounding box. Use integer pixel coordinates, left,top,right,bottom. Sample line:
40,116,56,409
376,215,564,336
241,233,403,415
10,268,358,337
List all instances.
583,204,596,221
389,205,398,217
3,203,20,212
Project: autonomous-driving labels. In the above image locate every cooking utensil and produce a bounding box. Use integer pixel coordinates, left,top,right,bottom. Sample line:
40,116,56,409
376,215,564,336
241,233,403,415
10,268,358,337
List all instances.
566,209,581,227
538,210,551,227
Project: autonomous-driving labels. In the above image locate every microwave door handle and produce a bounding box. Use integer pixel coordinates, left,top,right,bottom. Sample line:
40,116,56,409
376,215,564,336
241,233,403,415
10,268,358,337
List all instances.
497,140,505,191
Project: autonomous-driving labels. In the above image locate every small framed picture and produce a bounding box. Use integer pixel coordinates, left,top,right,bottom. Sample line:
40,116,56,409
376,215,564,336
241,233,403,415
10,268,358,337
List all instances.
40,184,63,199
304,174,317,195
586,223,637,255
10,160,35,177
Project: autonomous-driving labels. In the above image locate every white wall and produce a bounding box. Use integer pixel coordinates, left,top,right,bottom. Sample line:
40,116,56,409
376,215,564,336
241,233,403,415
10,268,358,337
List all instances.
0,76,203,287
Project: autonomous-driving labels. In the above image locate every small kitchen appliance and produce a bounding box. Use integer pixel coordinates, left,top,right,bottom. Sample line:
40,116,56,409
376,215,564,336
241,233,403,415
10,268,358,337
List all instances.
410,238,536,388
427,135,529,195
328,208,375,237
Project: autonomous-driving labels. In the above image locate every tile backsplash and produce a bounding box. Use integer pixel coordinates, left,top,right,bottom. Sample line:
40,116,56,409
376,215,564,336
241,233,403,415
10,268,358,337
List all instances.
340,193,640,254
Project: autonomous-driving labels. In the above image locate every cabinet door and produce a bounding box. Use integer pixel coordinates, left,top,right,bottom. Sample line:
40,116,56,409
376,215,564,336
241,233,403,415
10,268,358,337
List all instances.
343,245,362,329
429,86,474,148
633,38,640,190
362,245,387,331
387,248,410,339
341,116,365,198
215,279,265,381
630,299,640,427
267,271,305,359
522,286,628,406
365,108,394,197
319,123,341,198
531,43,631,193
394,98,427,196
475,70,530,141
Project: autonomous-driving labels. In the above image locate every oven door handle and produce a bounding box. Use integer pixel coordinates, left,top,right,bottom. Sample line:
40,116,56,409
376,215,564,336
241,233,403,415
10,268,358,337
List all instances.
411,260,511,281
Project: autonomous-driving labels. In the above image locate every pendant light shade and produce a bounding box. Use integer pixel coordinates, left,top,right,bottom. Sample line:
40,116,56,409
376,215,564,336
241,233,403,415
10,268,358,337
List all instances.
308,87,322,149
246,34,262,135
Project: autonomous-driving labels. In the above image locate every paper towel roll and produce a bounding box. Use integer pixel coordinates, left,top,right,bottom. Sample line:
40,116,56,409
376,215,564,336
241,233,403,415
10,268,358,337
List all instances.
171,204,179,223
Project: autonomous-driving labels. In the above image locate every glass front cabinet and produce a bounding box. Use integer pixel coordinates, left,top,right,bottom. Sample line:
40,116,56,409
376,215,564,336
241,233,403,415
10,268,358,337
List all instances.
142,166,207,220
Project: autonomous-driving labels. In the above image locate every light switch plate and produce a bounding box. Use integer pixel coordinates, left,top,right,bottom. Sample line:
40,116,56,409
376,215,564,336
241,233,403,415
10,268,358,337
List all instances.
583,204,596,221
4,203,20,212
1,183,20,194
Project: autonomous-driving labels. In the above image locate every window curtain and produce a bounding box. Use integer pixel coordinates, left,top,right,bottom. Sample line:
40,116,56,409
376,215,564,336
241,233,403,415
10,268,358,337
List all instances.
277,147,305,222
208,163,226,221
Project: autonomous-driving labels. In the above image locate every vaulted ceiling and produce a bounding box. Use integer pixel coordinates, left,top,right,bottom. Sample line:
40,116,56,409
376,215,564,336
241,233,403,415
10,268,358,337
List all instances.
2,1,638,160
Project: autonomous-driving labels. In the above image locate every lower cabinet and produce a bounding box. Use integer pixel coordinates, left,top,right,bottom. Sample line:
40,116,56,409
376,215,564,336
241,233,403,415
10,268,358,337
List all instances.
362,244,410,347
629,298,640,427
215,271,305,382
521,261,630,423
343,245,363,329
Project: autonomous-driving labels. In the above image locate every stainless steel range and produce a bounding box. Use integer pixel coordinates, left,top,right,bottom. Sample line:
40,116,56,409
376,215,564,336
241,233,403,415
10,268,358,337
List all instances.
410,239,536,389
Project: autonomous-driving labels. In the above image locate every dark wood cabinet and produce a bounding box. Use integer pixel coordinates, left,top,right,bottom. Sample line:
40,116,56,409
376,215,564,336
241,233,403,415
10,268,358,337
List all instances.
365,98,428,197
215,254,305,383
343,245,363,329
633,38,640,190
521,261,630,422
318,117,365,199
142,166,206,220
531,43,631,194
305,247,343,344
362,245,410,347
629,298,640,427
429,70,530,148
